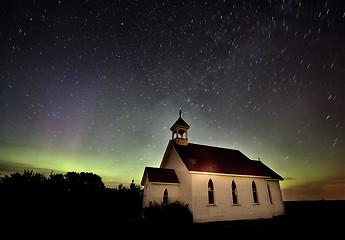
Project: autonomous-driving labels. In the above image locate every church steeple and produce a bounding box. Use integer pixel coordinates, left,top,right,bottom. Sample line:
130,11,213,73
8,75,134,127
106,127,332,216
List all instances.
170,109,190,146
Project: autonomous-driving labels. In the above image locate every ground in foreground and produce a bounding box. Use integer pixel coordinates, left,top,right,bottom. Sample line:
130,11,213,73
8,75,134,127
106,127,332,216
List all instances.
7,200,344,236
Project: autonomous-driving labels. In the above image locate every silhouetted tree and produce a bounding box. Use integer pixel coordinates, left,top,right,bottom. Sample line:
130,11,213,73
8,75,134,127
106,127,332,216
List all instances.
0,170,143,225
47,172,65,191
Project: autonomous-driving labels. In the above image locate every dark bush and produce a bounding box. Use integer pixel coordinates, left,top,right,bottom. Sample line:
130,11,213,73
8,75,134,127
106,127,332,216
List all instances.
143,201,193,225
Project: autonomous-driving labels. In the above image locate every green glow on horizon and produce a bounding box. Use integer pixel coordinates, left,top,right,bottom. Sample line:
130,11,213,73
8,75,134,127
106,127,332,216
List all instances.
0,144,144,185
1,131,344,199
0,138,338,189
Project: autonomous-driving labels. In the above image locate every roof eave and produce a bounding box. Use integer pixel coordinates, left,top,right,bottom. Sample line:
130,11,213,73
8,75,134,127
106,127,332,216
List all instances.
151,182,180,185
189,170,273,179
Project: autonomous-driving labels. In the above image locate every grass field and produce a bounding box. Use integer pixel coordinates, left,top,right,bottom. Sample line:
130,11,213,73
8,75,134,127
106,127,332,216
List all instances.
6,200,344,236
190,201,343,235
133,200,344,236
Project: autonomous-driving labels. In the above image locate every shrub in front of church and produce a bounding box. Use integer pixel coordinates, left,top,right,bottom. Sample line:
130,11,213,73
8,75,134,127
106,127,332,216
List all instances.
143,201,193,225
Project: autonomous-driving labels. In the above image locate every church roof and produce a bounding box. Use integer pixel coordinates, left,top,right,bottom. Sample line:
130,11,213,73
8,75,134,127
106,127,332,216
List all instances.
170,140,283,180
142,167,180,184
170,117,190,131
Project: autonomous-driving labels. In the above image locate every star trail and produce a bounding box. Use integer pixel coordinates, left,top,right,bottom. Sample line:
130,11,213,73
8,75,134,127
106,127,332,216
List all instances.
1,0,344,200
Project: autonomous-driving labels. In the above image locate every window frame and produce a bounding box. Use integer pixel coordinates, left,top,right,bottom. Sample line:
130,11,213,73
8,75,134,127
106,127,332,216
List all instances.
252,181,259,204
231,180,239,205
208,179,215,205
163,188,168,204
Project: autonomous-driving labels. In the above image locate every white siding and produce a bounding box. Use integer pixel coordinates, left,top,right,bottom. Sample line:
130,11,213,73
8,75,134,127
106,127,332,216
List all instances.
190,172,285,223
160,143,193,208
146,183,180,206
267,180,285,216
142,173,180,208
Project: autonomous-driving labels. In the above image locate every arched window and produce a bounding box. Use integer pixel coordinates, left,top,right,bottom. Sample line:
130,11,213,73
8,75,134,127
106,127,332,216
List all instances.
267,183,273,204
208,179,215,204
172,130,177,139
231,180,238,204
163,189,168,204
252,181,258,204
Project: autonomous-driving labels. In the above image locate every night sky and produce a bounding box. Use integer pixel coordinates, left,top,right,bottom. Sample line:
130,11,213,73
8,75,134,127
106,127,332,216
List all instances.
1,0,344,200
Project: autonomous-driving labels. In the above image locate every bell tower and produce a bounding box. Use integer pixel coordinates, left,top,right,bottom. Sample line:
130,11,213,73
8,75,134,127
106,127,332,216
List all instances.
170,109,190,146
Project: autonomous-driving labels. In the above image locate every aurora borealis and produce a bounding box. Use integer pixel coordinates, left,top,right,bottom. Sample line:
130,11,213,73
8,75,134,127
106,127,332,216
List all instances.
1,0,344,200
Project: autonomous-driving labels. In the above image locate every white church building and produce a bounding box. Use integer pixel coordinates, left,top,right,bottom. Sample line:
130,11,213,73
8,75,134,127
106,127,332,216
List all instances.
141,111,285,223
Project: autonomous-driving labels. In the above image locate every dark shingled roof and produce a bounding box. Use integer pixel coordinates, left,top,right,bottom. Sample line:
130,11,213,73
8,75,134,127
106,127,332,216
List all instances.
170,140,283,180
170,117,190,130
143,167,180,184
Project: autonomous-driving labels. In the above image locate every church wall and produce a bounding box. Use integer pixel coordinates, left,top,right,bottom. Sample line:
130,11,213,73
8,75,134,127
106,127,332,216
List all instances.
142,175,180,208
191,173,284,223
148,183,180,206
160,143,193,208
267,180,285,216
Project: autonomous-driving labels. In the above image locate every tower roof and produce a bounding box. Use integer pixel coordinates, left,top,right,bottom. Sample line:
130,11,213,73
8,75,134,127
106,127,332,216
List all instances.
170,109,190,130
170,117,190,131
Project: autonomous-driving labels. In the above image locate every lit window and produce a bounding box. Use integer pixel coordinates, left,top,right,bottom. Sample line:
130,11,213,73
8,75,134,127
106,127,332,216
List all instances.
252,181,259,204
231,180,238,204
208,179,215,205
163,189,168,204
